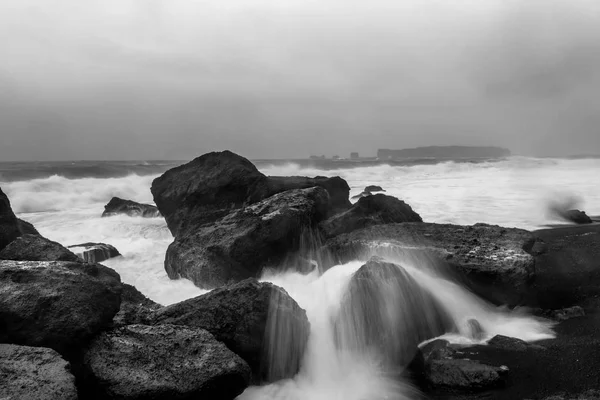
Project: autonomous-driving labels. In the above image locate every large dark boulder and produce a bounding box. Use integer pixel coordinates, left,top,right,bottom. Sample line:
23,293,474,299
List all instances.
0,187,40,252
17,218,39,235
102,197,161,218
83,324,251,400
333,257,454,371
151,151,273,236
0,234,80,262
320,194,422,238
0,260,122,357
0,344,78,400
268,175,351,215
68,242,121,263
113,283,162,327
323,223,540,306
151,279,310,383
562,209,593,224
165,187,330,288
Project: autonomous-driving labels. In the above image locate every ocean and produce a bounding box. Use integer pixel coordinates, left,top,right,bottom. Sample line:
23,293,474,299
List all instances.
1,156,596,399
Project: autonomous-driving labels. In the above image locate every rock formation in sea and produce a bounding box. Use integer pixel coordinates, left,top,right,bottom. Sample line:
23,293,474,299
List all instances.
67,242,121,263
0,186,38,251
102,196,161,218
0,234,81,262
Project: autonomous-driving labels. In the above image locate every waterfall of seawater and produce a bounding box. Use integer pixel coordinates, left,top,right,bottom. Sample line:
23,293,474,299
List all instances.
240,245,555,400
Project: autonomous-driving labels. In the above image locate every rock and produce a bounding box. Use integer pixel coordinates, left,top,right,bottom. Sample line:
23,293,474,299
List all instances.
151,279,310,382
466,318,486,341
487,335,530,352
552,306,585,321
0,234,80,262
364,185,385,192
83,324,251,400
536,390,600,400
68,242,121,263
165,187,330,288
0,344,77,400
1,187,32,251
426,358,506,391
0,260,122,357
101,196,161,218
151,151,352,237
320,194,422,238
113,283,162,327
17,218,39,235
268,175,351,215
563,209,593,224
333,258,455,370
323,223,540,306
151,151,273,236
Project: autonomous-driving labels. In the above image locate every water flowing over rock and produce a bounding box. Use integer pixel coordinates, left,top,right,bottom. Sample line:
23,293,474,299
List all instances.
83,324,251,400
151,279,310,383
68,242,121,263
333,257,455,372
0,344,78,400
320,194,422,238
165,187,330,288
101,196,161,218
113,283,162,327
0,260,122,357
0,187,39,251
0,234,80,262
324,223,540,306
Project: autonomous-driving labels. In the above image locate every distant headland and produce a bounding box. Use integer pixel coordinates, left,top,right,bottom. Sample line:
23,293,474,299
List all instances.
377,146,511,160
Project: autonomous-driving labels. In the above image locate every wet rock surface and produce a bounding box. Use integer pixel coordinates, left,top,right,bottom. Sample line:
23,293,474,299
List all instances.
151,279,310,382
68,242,121,263
0,260,122,357
83,324,251,400
0,187,39,251
101,197,161,218
320,194,422,238
113,283,162,327
0,343,78,400
0,234,80,262
165,187,330,288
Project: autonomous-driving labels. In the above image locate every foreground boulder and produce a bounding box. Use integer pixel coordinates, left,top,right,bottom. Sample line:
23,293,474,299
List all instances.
165,187,330,288
0,234,80,262
152,279,310,382
0,187,39,251
113,283,162,327
102,197,161,218
334,258,454,371
83,324,251,400
320,194,422,238
151,151,351,237
0,344,77,400
68,242,121,263
324,223,540,306
0,260,122,356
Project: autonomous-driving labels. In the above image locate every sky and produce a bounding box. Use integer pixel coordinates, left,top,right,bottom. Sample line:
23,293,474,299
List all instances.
1,0,599,161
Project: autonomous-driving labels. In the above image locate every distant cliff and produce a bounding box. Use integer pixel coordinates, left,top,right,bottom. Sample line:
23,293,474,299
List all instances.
377,146,511,159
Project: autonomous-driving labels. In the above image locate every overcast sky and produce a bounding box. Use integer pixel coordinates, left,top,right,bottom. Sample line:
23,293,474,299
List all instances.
1,0,599,161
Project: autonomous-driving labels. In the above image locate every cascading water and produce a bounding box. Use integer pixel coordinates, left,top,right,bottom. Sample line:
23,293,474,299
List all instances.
242,242,555,400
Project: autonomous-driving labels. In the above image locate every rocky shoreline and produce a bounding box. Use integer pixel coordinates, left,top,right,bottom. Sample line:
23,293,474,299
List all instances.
2,151,600,399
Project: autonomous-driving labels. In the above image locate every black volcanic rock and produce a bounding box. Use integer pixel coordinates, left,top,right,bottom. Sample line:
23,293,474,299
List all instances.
165,187,330,288
323,223,540,306
0,344,78,400
1,187,40,251
16,218,39,235
102,197,161,218
0,260,122,357
151,279,310,383
320,194,422,238
333,257,454,370
68,242,121,263
0,234,80,262
83,324,250,400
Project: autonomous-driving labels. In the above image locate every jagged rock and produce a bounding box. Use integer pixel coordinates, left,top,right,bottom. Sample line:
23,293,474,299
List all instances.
151,279,310,382
17,218,39,235
552,306,585,321
0,234,80,262
1,187,41,251
83,324,251,400
333,258,454,371
68,242,121,263
320,194,422,238
0,344,77,400
165,187,330,288
0,260,122,357
102,196,161,218
323,223,541,306
563,210,593,225
151,151,351,237
113,283,162,327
